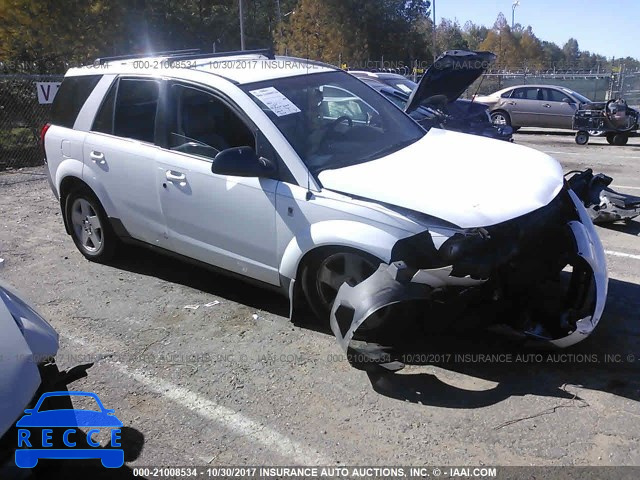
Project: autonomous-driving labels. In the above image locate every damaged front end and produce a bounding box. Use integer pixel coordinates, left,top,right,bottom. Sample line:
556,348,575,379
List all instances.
566,168,640,224
330,188,608,368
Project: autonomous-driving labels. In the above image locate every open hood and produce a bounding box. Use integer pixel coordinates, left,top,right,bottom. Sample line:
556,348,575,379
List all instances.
318,128,564,229
405,50,496,113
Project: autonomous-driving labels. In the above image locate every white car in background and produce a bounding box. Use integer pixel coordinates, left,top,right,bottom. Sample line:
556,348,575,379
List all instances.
42,49,606,356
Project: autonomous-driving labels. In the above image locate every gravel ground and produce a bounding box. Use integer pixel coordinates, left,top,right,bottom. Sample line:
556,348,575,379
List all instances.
0,132,639,477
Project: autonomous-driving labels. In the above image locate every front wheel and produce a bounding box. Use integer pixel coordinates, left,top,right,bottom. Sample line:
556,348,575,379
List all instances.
303,249,380,323
65,187,118,262
575,131,590,145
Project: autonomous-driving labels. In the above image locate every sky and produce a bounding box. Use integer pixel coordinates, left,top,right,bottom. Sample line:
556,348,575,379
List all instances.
434,0,638,59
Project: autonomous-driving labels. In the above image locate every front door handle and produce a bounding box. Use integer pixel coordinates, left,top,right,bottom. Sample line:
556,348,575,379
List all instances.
507,101,516,105
165,171,186,182
90,151,105,164
542,104,551,108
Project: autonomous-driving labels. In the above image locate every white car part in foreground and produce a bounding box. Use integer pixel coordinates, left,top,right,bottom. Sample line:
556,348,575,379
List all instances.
0,281,59,437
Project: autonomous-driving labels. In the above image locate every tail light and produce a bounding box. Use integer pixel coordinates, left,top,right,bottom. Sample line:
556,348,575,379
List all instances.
40,123,51,163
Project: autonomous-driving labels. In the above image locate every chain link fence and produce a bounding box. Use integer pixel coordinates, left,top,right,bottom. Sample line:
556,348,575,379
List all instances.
466,72,611,102
620,72,640,107
0,74,63,171
460,66,640,107
1,65,639,173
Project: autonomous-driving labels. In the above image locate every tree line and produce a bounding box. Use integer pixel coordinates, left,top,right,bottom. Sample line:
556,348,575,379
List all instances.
0,0,637,73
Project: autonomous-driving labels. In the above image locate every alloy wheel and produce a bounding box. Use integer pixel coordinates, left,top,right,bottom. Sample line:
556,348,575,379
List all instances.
71,198,103,254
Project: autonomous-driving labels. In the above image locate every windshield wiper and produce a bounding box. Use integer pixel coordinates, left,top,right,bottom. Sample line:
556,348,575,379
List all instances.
361,138,418,162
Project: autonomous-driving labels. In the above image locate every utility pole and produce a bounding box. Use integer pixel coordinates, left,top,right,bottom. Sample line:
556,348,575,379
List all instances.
276,0,283,40
239,0,245,50
512,1,520,29
432,0,437,61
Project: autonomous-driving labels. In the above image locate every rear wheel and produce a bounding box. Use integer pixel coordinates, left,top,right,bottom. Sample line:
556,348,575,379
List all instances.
65,187,118,262
491,110,511,127
303,249,380,323
575,131,589,145
612,133,629,146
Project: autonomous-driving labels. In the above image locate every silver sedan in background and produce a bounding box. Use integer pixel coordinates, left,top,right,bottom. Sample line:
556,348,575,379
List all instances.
475,85,593,130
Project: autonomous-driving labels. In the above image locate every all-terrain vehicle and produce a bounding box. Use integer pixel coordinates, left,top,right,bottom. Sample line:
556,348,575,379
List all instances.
573,98,639,145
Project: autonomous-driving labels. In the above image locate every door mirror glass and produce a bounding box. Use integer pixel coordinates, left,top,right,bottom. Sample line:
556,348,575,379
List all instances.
211,146,277,178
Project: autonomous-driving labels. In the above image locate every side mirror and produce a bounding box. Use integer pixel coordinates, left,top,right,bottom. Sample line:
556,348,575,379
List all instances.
562,97,574,104
211,146,277,178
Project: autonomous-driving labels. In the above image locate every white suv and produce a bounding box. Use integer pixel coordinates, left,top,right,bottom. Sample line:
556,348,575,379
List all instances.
43,49,607,351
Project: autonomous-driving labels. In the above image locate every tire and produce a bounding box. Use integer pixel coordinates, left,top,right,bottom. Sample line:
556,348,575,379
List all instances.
606,133,615,145
612,133,629,146
575,131,589,145
302,248,380,323
491,110,511,127
65,186,118,262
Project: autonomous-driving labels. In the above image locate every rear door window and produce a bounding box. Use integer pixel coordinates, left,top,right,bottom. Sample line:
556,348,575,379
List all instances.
512,87,539,100
92,82,117,134
112,78,160,143
51,75,102,128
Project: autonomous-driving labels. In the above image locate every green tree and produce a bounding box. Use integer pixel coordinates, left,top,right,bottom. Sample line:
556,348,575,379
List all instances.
462,21,489,51
275,0,359,64
436,18,468,53
540,40,564,68
478,13,521,68
0,0,125,72
562,37,580,66
277,0,432,66
519,26,544,68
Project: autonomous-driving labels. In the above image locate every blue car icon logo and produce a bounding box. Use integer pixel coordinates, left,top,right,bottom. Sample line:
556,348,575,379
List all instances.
15,391,124,469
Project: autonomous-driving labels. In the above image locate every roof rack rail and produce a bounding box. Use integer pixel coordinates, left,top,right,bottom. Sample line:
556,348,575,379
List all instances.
168,48,276,63
93,48,201,66
278,55,337,70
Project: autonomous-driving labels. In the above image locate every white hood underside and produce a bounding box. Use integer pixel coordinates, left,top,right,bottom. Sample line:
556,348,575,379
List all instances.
318,129,564,228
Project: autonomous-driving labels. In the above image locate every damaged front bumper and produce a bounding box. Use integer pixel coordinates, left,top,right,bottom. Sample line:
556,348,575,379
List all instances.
330,189,608,362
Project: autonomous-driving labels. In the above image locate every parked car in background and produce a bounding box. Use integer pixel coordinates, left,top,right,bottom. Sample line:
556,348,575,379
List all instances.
350,51,513,142
349,72,440,129
476,85,597,130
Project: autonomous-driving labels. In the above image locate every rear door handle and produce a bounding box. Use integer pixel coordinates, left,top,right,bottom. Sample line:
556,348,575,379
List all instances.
165,170,186,182
542,104,551,108
90,151,105,164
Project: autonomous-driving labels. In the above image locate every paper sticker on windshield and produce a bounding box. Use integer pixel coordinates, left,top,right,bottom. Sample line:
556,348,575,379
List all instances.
396,84,413,94
250,87,301,117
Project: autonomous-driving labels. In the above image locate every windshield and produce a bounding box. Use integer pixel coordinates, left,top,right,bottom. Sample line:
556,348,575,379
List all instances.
383,77,417,94
562,88,592,104
241,71,425,174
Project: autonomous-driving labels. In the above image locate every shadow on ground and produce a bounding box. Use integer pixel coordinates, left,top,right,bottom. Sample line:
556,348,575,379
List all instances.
103,245,639,410
365,277,640,408
600,219,640,236
110,245,290,318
